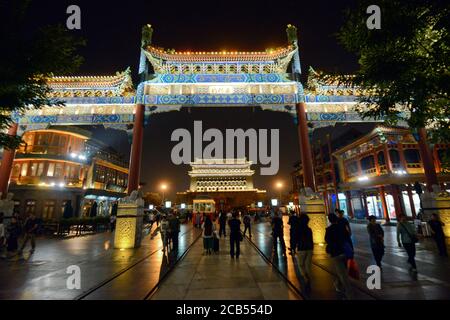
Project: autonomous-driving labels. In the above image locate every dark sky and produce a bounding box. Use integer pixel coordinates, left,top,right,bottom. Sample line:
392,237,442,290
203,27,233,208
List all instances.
24,0,358,199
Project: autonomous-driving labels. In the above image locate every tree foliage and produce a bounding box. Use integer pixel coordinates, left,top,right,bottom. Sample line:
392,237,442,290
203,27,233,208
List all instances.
327,0,449,144
0,0,85,149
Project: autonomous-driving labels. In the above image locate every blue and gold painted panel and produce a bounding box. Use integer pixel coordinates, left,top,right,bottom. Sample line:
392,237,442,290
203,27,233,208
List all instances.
151,73,293,84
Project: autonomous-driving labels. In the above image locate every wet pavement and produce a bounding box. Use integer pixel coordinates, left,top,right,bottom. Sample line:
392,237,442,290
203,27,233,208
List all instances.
1,217,449,300
150,229,300,300
0,224,200,300
248,216,450,300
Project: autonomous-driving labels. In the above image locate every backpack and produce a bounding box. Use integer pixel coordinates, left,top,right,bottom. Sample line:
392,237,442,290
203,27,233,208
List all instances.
204,223,212,236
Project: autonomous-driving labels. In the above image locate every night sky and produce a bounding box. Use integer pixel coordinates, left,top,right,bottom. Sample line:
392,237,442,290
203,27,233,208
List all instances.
24,0,358,199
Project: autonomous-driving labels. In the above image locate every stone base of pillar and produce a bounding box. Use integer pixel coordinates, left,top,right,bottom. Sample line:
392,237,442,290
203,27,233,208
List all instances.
421,190,450,238
299,191,327,244
114,192,144,249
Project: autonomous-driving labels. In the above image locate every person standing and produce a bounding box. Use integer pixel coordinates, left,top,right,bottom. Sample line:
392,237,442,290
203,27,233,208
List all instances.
428,213,448,257
325,213,354,299
337,209,353,250
271,211,286,256
243,212,252,238
288,210,300,255
160,215,170,253
298,214,313,291
219,211,227,238
367,215,385,268
169,213,181,251
228,212,241,259
19,213,39,255
6,217,21,257
195,212,202,228
202,216,215,255
397,214,419,274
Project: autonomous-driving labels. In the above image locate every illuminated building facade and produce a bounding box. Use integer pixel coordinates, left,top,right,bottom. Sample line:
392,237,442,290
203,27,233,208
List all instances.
292,123,450,221
8,126,129,220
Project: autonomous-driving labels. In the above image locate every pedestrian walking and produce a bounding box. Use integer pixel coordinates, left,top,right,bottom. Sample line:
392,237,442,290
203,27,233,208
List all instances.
195,212,202,228
109,214,116,232
397,214,419,274
428,213,448,257
228,212,242,259
243,212,252,238
297,214,313,291
367,215,385,268
169,213,181,251
271,211,286,256
337,209,353,250
219,211,227,237
288,210,300,255
202,216,215,255
18,213,39,255
6,216,21,257
160,215,170,252
325,213,354,299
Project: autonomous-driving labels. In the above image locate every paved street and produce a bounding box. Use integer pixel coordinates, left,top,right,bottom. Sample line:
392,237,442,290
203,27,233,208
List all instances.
249,216,450,300
0,217,449,300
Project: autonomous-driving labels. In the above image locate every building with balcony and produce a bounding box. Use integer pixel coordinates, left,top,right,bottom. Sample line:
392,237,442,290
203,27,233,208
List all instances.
6,126,129,220
292,123,450,222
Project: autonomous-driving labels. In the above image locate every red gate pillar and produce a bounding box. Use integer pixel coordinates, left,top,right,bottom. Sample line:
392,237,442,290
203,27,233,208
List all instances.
379,186,390,223
0,123,18,199
417,128,439,191
127,104,145,195
296,102,315,191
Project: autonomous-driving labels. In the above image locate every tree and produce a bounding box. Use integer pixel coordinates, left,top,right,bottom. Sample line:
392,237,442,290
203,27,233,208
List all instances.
0,0,85,149
326,1,449,149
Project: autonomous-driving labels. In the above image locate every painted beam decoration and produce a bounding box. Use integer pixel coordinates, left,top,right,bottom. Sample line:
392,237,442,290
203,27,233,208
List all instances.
14,27,384,130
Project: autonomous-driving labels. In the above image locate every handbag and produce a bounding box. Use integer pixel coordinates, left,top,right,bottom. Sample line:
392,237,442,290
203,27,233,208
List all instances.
347,258,360,280
400,222,419,243
239,232,243,242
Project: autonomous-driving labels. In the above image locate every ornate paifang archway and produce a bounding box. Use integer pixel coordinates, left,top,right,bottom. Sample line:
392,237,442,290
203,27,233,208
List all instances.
4,24,388,198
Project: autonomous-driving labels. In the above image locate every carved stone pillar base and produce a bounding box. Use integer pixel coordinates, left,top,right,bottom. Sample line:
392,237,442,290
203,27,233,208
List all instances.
114,200,144,249
422,191,450,238
299,195,327,244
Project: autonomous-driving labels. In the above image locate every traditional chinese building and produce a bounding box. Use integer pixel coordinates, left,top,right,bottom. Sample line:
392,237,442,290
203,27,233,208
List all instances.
292,123,450,221
177,158,266,210
8,125,129,220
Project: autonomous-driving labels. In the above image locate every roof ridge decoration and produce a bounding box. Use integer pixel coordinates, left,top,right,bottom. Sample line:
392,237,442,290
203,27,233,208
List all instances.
144,45,297,75
46,68,135,98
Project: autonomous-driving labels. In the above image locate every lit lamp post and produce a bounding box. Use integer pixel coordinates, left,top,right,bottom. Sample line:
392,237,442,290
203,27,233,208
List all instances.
276,182,283,205
160,184,167,205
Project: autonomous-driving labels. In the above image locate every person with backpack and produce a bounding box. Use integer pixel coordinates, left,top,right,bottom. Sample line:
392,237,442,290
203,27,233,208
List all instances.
428,213,448,257
325,213,354,299
202,216,215,255
397,214,419,274
228,212,242,259
367,215,385,268
288,210,300,255
243,212,252,238
298,214,313,291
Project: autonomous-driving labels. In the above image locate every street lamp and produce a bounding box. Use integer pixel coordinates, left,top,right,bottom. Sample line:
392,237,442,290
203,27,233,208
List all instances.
160,183,167,205
276,181,283,205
